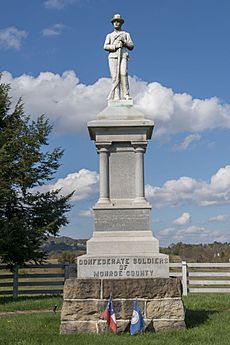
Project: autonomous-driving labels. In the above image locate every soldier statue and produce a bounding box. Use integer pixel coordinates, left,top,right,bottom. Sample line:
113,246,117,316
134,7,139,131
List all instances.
104,14,134,101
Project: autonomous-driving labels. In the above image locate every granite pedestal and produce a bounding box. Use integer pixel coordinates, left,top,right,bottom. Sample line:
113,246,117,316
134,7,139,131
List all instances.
60,102,186,334
77,101,169,278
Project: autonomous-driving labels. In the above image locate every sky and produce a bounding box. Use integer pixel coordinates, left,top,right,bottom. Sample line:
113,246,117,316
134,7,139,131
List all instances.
1,0,230,246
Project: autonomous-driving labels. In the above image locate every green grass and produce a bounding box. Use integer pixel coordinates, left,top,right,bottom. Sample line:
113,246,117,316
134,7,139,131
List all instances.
0,294,230,345
0,295,63,312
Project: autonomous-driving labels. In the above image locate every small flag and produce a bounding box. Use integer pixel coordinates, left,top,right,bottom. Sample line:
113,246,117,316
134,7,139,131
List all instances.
103,294,117,333
130,300,145,335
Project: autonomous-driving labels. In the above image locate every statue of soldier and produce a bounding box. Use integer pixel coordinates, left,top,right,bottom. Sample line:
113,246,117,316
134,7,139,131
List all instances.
104,14,134,101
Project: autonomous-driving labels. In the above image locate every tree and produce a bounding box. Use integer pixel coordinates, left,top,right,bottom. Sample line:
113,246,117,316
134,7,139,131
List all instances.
0,78,73,269
58,251,77,264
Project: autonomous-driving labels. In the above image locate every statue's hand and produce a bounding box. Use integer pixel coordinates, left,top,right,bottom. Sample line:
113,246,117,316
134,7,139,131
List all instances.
116,41,123,49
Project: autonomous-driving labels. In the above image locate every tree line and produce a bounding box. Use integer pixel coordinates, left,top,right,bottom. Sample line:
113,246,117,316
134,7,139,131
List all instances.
161,242,230,262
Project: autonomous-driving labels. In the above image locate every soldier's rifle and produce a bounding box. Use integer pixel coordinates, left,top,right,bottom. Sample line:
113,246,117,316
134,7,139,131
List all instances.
108,36,123,100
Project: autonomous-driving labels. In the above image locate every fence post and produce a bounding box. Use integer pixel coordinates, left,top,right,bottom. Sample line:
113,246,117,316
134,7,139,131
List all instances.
64,262,70,281
13,265,19,300
181,261,188,296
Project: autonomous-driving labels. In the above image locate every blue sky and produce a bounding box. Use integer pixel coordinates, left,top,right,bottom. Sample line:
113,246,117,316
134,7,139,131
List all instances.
1,0,230,246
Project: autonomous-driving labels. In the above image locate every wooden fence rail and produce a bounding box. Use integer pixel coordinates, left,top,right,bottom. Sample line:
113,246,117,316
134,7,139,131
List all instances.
1,262,230,298
169,262,230,295
0,263,76,299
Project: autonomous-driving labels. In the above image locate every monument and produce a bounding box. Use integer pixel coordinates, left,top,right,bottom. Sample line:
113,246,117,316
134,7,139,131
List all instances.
78,13,169,279
60,14,185,334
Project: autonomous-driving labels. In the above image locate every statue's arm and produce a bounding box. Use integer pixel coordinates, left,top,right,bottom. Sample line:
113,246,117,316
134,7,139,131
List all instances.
104,34,117,52
123,32,134,51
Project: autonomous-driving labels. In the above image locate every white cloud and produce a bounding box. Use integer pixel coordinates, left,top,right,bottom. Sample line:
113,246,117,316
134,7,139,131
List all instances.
30,166,230,244
152,218,161,224
132,78,230,136
36,165,230,212
36,169,99,201
182,225,208,235
209,214,228,222
146,165,230,208
0,27,27,50
158,227,175,236
174,134,201,151
2,71,108,133
158,225,227,244
42,24,65,37
173,212,191,225
44,0,76,9
79,209,93,217
213,235,229,243
2,71,230,136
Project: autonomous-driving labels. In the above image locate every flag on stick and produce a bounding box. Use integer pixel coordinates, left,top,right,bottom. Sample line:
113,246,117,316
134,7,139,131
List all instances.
130,300,145,335
103,294,117,333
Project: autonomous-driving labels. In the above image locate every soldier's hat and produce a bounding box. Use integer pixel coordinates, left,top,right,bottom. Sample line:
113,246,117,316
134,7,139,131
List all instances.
111,14,124,25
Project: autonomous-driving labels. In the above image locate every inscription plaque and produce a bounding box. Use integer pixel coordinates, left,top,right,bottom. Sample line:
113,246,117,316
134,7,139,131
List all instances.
77,255,169,279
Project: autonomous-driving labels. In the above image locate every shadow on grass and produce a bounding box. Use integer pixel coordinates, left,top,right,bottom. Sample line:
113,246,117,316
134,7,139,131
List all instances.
185,309,217,328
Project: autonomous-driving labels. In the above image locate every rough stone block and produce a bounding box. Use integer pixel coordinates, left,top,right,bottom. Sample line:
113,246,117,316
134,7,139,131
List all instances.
103,278,182,299
98,320,130,333
153,320,186,332
61,301,102,321
60,321,97,334
97,300,123,319
146,299,185,319
63,278,101,299
121,300,145,319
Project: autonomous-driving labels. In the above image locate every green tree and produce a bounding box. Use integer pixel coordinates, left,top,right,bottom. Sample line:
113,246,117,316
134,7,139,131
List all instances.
0,79,73,269
58,251,77,264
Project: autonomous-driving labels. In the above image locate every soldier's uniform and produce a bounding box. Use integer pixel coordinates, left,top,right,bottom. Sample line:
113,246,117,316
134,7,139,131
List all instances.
104,15,134,100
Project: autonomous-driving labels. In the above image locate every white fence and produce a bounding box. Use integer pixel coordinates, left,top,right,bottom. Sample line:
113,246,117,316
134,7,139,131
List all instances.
1,262,230,298
169,261,230,296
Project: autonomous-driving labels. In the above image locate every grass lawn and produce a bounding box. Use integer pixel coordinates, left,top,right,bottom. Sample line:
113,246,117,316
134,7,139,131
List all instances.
0,294,230,345
0,295,63,313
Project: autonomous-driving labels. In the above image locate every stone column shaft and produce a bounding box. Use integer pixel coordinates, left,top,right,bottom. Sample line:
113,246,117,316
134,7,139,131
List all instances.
98,147,110,203
135,146,145,201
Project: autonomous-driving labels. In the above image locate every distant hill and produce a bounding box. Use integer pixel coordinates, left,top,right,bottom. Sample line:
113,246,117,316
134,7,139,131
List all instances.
42,236,87,255
42,237,230,262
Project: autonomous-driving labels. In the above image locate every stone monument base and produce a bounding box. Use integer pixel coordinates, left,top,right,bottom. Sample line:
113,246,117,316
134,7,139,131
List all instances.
60,278,186,334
